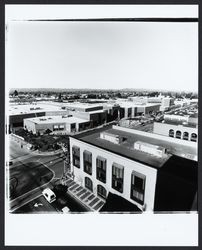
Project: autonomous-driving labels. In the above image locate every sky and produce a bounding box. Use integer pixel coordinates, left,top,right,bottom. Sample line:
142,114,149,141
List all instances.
5,6,198,92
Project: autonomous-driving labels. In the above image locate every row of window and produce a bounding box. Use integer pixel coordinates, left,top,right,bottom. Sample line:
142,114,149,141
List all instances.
169,130,197,141
72,146,146,205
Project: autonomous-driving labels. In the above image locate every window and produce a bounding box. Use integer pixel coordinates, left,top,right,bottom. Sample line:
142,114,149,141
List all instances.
169,129,174,137
183,131,189,140
128,108,132,118
96,156,107,183
131,171,146,205
97,185,107,199
85,177,93,191
53,125,59,131
72,146,80,168
59,125,65,130
71,123,76,132
176,130,182,139
112,163,124,193
83,150,92,175
191,133,197,142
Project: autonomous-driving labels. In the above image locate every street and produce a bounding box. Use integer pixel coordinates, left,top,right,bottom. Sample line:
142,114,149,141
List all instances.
14,192,88,213
8,137,65,212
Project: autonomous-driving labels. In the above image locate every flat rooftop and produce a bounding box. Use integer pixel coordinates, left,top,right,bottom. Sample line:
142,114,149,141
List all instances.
118,102,161,108
9,103,64,116
62,102,104,109
73,125,197,169
24,116,89,124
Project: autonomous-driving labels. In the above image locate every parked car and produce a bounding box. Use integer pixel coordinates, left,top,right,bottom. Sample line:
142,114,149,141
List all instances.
61,206,70,213
42,188,56,203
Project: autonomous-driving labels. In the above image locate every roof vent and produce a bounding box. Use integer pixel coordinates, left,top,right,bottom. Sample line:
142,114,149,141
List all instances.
134,141,167,158
100,132,125,144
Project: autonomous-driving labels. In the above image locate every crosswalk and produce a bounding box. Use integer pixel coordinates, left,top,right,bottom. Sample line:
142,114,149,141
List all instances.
62,177,105,212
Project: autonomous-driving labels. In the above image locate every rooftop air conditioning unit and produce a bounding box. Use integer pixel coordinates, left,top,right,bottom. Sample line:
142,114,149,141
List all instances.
100,132,125,144
134,141,167,158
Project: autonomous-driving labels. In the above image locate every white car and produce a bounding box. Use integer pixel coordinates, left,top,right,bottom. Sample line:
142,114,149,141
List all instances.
42,188,56,203
61,206,70,213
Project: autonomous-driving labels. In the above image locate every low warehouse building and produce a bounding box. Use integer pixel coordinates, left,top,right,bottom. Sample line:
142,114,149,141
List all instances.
24,115,91,135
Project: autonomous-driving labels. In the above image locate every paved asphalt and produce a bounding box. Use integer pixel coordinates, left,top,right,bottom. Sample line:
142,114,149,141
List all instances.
8,138,65,212
14,192,88,213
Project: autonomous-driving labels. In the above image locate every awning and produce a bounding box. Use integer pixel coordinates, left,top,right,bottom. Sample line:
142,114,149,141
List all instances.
100,192,142,213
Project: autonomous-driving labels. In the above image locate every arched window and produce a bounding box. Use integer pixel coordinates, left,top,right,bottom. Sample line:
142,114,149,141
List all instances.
97,185,107,199
169,129,174,137
191,133,197,142
85,177,93,191
183,132,189,140
176,130,182,139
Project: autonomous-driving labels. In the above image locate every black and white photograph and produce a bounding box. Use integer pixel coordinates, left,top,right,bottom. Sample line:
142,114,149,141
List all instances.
5,4,198,246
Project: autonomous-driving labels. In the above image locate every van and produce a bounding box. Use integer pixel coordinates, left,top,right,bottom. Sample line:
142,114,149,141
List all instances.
42,188,56,203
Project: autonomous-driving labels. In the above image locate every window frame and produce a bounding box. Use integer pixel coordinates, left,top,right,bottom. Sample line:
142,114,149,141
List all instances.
83,150,92,175
130,171,146,205
72,146,80,168
111,163,124,193
96,156,107,183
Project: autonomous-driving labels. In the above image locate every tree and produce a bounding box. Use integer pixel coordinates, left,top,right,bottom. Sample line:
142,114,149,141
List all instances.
13,90,18,96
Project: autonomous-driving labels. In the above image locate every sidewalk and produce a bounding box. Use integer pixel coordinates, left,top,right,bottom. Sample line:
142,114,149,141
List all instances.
61,176,105,212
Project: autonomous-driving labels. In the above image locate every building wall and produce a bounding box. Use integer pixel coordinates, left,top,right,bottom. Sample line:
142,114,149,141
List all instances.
164,114,189,123
120,105,160,118
36,122,67,134
70,111,90,120
144,105,160,114
45,110,69,116
153,122,198,142
24,119,37,134
69,137,158,211
90,112,107,126
24,119,67,134
10,112,46,128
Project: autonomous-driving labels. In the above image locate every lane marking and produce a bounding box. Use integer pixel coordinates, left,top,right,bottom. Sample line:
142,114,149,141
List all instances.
9,162,55,203
10,194,42,213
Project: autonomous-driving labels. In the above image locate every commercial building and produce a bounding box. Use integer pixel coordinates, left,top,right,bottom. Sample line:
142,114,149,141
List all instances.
8,103,69,131
60,103,109,126
117,102,160,119
153,108,198,142
24,115,91,135
128,95,175,111
9,102,110,132
62,103,104,112
69,125,197,212
153,121,198,142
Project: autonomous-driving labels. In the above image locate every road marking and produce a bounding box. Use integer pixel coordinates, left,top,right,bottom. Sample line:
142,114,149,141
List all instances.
9,162,55,203
10,194,42,213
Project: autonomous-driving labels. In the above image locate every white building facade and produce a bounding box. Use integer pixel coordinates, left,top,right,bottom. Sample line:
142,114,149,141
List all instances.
153,122,198,142
69,137,158,211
